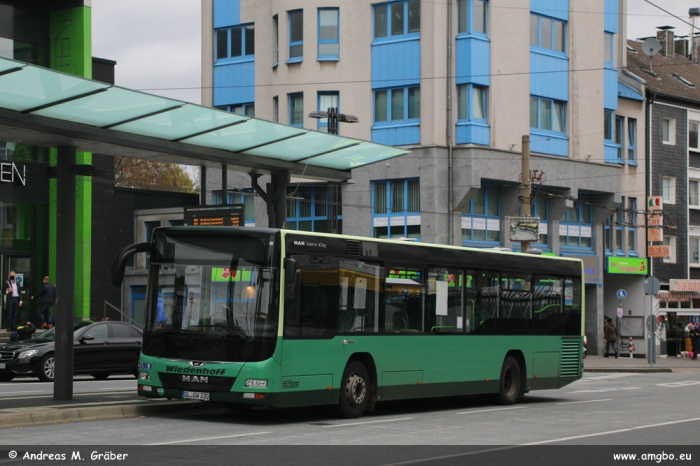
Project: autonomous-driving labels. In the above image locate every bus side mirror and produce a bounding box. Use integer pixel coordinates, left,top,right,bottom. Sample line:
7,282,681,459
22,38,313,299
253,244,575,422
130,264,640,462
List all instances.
111,242,151,287
284,258,301,305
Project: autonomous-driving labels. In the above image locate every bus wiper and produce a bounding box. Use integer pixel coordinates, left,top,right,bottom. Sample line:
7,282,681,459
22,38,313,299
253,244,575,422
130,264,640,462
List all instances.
198,323,252,341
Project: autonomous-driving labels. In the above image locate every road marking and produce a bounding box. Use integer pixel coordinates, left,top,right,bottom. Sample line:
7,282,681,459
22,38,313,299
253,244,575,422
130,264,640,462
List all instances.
524,416,700,445
0,390,44,395
324,417,414,428
147,432,271,445
455,406,528,415
0,390,144,401
568,387,640,393
656,381,700,387
555,398,612,405
578,374,636,381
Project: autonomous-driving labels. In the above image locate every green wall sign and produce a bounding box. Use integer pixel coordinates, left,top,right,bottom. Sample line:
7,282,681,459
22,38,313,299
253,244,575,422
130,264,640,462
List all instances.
607,257,648,275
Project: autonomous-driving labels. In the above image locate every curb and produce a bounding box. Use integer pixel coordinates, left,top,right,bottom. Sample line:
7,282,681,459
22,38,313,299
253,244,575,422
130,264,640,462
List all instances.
0,400,213,430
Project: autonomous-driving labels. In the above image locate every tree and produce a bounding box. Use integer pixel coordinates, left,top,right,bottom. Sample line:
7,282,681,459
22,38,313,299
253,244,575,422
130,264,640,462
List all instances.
114,157,195,193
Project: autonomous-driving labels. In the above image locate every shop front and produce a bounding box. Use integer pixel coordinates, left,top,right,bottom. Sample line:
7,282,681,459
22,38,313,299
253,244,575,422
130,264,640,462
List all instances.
657,279,700,357
604,257,648,357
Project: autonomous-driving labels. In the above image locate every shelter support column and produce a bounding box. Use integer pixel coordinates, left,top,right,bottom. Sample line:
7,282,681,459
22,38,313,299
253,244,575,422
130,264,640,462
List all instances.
251,171,290,228
55,146,76,401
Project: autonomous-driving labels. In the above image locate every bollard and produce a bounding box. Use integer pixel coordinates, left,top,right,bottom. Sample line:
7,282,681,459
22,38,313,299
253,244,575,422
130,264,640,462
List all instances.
629,337,633,359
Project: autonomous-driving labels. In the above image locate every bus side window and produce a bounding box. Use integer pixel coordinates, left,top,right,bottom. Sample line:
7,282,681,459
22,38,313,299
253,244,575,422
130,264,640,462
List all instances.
428,268,464,334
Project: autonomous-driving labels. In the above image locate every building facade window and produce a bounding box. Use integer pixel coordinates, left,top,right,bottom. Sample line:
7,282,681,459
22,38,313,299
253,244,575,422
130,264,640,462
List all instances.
690,180,700,207
615,115,624,160
462,186,499,244
457,0,487,36
530,96,565,133
662,176,676,204
663,118,676,145
273,96,279,122
628,197,637,255
374,86,420,124
317,92,339,133
273,15,279,66
286,185,337,232
690,236,700,265
604,32,613,65
216,25,254,63
217,103,255,117
663,236,676,264
457,84,487,121
374,1,421,40
559,197,593,249
690,121,699,150
628,118,637,162
318,8,339,59
289,93,304,127
289,10,303,62
373,179,420,239
530,14,565,54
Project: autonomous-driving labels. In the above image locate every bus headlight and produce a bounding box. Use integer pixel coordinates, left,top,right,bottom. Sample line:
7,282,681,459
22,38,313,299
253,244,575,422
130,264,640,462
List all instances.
245,379,268,388
139,372,151,381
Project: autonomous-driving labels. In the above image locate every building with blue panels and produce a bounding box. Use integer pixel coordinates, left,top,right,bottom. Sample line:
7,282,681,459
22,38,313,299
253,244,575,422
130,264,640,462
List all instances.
202,0,649,355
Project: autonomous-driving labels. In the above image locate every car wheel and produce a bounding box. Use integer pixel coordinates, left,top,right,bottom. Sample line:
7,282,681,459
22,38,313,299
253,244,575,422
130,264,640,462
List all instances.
38,354,55,382
91,373,110,380
0,374,15,382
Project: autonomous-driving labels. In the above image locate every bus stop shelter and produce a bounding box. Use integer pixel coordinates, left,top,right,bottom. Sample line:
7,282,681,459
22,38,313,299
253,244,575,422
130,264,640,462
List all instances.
0,56,408,399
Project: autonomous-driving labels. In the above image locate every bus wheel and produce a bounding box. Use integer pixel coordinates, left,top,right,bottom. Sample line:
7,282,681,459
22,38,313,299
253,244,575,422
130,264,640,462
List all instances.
338,361,369,418
497,356,521,405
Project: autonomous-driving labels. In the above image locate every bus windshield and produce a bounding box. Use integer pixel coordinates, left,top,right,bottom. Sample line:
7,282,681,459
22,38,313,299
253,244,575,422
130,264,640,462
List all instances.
142,228,279,362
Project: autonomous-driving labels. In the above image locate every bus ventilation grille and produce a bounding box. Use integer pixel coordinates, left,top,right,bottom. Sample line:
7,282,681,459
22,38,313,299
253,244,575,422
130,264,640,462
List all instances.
560,337,581,377
347,240,361,257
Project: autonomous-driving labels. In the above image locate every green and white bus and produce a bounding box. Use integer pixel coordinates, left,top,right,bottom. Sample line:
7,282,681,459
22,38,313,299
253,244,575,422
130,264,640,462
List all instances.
113,227,584,418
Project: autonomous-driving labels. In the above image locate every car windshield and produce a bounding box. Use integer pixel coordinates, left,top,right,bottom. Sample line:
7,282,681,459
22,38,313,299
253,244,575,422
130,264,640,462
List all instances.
33,322,93,340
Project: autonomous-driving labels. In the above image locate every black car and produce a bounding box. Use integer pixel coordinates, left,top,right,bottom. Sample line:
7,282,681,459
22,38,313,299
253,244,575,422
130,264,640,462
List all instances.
0,320,142,382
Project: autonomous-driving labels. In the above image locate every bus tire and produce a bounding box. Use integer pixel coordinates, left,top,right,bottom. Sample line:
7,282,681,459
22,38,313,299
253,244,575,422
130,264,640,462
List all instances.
338,361,369,418
497,356,521,405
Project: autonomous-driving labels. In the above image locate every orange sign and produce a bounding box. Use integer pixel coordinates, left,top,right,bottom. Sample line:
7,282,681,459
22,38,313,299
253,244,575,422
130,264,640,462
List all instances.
648,228,662,242
648,245,670,257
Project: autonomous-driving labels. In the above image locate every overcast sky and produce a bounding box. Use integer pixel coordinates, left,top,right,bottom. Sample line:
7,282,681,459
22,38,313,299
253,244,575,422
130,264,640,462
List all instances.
91,0,700,106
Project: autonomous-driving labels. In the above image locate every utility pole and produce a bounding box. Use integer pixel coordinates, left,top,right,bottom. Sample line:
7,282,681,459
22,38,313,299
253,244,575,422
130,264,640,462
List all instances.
520,135,532,252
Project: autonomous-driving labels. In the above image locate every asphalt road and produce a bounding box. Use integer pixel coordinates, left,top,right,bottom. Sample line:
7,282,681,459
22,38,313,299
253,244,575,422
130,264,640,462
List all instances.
1,372,699,446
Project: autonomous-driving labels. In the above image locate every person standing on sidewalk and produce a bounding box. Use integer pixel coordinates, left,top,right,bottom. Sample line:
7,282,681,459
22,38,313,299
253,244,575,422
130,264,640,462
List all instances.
690,324,700,360
31,276,56,329
4,271,22,332
604,317,618,358
685,323,694,355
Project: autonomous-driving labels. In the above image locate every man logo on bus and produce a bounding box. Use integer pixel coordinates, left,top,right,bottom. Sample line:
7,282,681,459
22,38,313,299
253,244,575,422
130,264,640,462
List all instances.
188,361,207,367
182,375,208,384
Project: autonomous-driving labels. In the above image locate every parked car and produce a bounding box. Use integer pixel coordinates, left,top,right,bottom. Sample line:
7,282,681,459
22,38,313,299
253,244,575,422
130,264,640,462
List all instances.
0,320,142,382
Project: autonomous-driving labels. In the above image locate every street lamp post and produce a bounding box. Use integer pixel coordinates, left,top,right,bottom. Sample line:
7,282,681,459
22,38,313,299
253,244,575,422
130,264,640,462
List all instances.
308,107,358,234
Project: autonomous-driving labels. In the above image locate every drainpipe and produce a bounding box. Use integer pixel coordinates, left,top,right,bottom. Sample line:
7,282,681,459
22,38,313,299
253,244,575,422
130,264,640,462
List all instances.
447,0,454,244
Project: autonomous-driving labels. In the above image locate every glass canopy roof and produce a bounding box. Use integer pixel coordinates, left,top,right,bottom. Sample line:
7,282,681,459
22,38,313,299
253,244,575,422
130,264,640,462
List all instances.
0,56,409,172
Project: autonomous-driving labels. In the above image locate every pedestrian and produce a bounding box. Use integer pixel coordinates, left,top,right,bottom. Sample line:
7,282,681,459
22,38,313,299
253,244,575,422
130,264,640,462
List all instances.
690,324,700,361
14,321,36,341
684,322,694,354
30,276,56,329
604,316,618,358
4,271,22,332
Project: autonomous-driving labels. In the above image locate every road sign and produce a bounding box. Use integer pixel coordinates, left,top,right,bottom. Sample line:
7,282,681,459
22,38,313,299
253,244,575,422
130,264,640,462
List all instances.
644,276,661,295
617,289,627,299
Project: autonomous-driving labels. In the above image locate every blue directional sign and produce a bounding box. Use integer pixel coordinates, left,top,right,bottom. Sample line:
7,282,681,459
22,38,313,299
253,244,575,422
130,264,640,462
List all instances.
617,289,627,299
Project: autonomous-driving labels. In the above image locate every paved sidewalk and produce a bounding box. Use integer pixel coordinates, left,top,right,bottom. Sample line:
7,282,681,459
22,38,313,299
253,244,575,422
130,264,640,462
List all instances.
584,354,700,373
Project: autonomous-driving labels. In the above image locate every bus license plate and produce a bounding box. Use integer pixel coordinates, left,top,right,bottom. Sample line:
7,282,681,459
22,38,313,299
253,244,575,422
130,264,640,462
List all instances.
183,391,210,401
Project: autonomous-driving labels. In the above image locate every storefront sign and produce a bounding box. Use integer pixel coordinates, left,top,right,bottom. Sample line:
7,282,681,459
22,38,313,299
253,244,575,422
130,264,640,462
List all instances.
0,163,25,186
648,196,663,211
607,257,648,274
669,279,700,292
648,213,663,241
566,254,600,283
648,245,670,258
